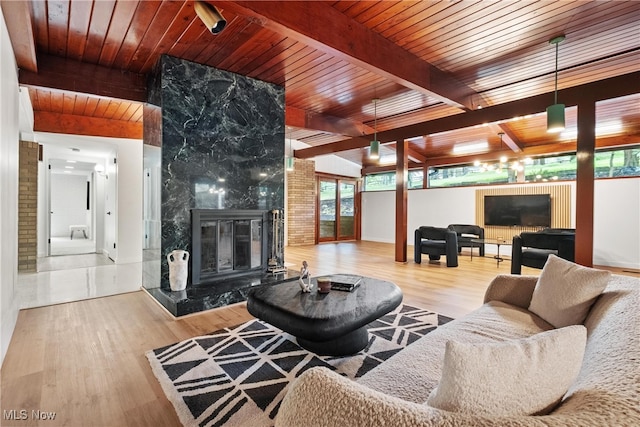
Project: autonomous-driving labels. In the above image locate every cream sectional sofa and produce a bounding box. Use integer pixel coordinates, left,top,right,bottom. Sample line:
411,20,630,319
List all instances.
276,272,640,426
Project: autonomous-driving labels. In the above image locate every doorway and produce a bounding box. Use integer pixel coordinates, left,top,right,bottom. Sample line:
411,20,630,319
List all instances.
48,158,97,256
317,176,359,242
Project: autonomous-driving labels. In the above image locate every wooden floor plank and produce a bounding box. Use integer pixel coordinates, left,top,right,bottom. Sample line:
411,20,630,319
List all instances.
1,241,636,426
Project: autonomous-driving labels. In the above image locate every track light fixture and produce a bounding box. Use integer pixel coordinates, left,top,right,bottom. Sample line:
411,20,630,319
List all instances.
547,35,565,133
370,98,380,160
194,1,227,34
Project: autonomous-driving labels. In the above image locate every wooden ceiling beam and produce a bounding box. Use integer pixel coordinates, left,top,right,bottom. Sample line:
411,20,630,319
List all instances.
386,142,427,163
295,72,640,159
1,0,37,72
285,105,374,137
33,111,143,139
19,54,147,102
489,123,523,153
224,1,478,110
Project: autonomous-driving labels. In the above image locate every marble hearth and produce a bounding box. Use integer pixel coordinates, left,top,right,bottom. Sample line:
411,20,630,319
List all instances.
146,269,299,317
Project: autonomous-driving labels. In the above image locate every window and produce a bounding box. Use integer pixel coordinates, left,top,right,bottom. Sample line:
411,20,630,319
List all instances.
364,170,425,191
428,164,510,188
362,146,639,191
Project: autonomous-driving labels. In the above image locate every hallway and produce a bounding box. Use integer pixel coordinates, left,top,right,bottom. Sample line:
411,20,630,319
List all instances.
18,253,141,309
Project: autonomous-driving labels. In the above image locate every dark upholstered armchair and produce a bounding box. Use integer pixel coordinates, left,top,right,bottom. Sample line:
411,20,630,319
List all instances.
448,224,485,257
511,228,576,274
414,226,458,267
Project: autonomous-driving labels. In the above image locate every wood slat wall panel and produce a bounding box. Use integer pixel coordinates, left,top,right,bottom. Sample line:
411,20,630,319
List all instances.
475,184,572,242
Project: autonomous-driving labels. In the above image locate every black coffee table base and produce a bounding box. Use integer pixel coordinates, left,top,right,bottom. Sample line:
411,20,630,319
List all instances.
247,274,403,357
297,325,368,356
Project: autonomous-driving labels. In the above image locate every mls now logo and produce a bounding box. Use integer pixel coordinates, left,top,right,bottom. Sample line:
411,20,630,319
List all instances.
4,409,56,421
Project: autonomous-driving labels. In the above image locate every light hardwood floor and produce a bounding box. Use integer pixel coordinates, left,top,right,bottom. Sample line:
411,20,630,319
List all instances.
1,241,636,426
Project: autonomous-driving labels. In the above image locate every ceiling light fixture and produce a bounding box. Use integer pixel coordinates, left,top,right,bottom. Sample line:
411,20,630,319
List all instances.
547,35,566,133
369,98,380,160
194,1,227,34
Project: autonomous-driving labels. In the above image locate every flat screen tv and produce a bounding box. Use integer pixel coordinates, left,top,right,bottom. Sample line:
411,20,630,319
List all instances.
484,194,551,227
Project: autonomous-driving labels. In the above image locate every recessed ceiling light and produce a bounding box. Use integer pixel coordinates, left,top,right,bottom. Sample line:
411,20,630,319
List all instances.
66,160,76,163
65,166,74,169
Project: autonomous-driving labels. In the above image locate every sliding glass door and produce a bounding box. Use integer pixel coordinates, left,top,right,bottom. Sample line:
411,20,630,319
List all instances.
317,177,358,242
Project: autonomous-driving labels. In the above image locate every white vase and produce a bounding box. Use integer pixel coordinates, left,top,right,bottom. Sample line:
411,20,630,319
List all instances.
167,250,189,291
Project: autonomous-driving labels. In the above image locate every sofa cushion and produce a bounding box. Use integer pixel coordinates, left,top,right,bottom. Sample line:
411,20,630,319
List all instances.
357,300,553,403
426,325,587,416
529,255,610,328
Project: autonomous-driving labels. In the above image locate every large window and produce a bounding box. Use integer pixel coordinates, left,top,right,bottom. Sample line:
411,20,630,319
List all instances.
364,170,424,191
362,146,640,191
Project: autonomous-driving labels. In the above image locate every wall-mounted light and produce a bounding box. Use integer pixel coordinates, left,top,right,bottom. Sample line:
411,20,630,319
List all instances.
286,127,295,172
194,1,227,34
370,98,380,160
547,35,565,133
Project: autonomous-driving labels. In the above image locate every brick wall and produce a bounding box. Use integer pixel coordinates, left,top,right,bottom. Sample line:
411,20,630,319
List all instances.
18,141,39,272
286,158,316,246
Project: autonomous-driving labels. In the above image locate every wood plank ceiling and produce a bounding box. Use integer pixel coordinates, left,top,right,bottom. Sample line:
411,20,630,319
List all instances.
2,0,640,170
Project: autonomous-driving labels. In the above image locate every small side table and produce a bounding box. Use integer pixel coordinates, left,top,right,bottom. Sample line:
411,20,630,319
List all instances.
470,238,510,267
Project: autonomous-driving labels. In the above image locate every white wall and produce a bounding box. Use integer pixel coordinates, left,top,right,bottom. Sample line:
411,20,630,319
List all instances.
291,139,361,178
114,139,143,264
314,153,361,177
0,9,20,366
50,173,89,237
362,179,640,269
594,178,640,268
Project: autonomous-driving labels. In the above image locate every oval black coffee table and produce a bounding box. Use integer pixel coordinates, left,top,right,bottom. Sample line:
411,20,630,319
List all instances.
247,275,403,356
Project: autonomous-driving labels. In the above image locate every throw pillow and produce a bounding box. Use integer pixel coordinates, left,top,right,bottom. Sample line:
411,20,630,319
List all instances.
529,254,610,328
426,325,587,416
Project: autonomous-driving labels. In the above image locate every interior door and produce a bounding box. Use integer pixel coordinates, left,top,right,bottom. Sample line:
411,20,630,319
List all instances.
105,157,117,261
317,177,358,242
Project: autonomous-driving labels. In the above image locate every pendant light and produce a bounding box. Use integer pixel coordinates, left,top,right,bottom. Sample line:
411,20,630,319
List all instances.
286,127,295,171
369,98,380,160
547,35,566,133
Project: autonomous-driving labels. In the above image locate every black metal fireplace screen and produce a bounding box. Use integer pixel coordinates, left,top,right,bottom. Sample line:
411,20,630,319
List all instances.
191,209,268,284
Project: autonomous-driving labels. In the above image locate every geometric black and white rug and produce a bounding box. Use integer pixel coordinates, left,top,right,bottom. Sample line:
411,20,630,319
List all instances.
146,304,453,427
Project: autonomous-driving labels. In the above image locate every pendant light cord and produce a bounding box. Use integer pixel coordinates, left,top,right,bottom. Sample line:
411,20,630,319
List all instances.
373,99,378,141
554,41,559,105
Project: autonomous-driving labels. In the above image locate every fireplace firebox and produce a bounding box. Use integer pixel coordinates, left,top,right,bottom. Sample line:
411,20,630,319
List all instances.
191,209,269,284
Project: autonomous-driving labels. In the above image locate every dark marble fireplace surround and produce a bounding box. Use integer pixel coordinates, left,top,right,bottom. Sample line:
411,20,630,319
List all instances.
143,55,297,316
